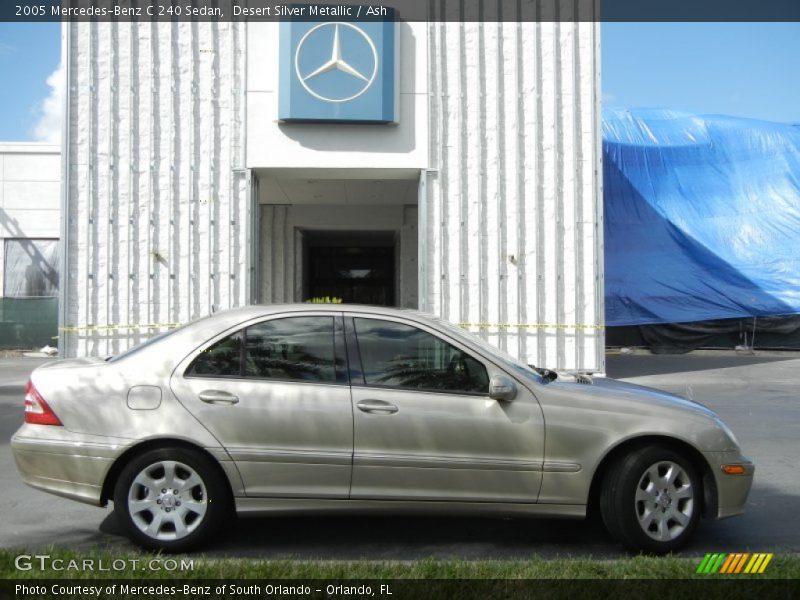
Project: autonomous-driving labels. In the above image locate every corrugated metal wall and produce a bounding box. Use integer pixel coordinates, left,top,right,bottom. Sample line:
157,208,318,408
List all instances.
422,5,603,372
62,21,250,358
259,204,292,303
63,9,603,372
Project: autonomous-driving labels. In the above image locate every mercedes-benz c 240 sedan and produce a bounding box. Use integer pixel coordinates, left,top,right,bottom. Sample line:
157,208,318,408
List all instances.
12,305,753,553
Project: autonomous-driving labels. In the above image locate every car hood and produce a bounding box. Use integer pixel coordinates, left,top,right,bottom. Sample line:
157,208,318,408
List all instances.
532,374,738,452
546,374,719,419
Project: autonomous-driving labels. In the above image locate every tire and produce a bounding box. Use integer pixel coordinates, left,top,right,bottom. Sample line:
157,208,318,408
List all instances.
113,447,230,552
600,445,701,554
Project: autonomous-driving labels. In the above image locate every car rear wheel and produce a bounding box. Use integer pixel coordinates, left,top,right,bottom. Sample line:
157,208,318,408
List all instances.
600,445,701,554
113,447,229,552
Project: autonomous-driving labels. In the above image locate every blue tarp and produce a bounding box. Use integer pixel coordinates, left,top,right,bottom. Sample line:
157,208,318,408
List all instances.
603,108,800,326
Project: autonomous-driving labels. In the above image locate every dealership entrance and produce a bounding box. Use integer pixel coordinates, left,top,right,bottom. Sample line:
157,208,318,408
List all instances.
255,169,420,308
304,232,396,305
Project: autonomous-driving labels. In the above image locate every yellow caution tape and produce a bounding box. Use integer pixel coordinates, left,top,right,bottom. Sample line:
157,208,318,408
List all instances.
60,323,181,333
60,321,603,333
458,322,605,331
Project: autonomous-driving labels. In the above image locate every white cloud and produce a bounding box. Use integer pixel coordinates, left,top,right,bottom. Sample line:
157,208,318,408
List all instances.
32,59,64,143
602,92,617,105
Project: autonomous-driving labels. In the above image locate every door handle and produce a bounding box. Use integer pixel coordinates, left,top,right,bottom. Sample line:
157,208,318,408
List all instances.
356,399,398,414
198,390,239,405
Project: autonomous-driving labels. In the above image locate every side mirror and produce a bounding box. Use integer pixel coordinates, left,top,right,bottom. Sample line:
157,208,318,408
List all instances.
533,367,558,382
489,374,517,402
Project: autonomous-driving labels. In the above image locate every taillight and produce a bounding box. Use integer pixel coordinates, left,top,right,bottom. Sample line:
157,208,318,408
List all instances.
24,381,62,426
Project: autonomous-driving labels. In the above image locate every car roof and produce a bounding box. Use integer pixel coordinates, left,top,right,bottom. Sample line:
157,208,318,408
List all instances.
212,303,428,319
167,304,436,342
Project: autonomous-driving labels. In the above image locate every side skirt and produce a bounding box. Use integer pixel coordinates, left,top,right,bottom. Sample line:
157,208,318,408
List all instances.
235,498,586,519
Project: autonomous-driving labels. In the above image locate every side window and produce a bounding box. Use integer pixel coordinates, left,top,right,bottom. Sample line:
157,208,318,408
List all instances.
186,331,242,377
186,316,337,383
354,318,489,394
243,316,336,382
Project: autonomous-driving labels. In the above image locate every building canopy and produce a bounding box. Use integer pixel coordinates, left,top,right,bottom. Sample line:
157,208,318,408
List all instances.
603,108,800,326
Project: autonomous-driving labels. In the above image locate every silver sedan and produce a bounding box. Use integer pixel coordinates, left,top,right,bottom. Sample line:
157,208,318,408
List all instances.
11,305,753,553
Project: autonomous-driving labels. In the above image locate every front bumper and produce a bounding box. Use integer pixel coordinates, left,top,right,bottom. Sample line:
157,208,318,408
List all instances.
703,450,755,519
11,424,127,506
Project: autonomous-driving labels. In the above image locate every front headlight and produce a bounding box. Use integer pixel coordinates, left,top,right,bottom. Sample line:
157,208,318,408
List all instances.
715,417,740,449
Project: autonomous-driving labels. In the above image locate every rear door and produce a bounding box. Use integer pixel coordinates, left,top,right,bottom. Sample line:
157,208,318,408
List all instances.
171,313,353,498
346,314,545,503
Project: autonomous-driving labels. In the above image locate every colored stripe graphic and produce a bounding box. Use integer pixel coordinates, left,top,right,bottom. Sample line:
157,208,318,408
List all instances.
701,553,774,575
744,554,762,573
734,553,750,573
700,553,726,574
711,553,726,573
758,554,774,573
720,553,737,574
696,554,713,574
719,554,735,573
726,553,743,573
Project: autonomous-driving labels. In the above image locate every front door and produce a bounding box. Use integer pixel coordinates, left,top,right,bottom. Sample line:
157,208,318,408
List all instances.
306,238,395,306
170,313,353,498
346,315,545,503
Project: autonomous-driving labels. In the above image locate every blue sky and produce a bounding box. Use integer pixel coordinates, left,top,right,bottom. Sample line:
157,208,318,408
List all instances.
0,22,799,142
602,22,800,123
0,22,61,141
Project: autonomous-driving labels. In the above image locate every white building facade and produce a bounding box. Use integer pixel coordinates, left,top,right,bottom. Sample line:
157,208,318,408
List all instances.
0,143,61,349
0,143,61,297
61,5,604,372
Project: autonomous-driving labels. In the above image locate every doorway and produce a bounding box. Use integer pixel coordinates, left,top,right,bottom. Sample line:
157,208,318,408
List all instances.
255,169,420,307
303,231,396,306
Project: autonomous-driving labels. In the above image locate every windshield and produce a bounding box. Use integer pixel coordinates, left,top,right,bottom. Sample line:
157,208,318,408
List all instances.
423,314,544,383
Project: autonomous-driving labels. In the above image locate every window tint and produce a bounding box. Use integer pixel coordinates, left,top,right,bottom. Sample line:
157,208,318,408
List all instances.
354,318,489,394
243,317,336,382
186,317,337,383
186,331,242,377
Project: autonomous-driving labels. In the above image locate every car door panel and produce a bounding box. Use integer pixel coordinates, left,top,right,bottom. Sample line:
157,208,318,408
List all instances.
351,386,543,502
173,377,352,497
347,315,545,503
170,313,353,498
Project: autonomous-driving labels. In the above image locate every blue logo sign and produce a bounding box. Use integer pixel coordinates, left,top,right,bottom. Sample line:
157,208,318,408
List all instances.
279,14,397,123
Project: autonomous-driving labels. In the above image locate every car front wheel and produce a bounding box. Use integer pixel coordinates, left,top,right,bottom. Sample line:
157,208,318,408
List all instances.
113,447,229,552
600,445,701,553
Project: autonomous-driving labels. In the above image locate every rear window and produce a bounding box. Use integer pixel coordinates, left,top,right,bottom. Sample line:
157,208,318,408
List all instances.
107,315,215,363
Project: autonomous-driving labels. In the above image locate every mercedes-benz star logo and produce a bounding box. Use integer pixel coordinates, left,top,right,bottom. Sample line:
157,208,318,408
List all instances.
295,22,379,103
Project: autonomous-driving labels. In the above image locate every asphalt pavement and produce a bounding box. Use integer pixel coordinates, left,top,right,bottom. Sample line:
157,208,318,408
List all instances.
0,352,798,558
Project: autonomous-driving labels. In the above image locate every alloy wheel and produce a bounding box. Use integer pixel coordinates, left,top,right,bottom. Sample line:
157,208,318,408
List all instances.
127,460,208,541
634,460,695,542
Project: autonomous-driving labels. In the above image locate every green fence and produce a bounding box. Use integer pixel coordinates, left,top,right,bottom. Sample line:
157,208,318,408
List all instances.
0,298,58,350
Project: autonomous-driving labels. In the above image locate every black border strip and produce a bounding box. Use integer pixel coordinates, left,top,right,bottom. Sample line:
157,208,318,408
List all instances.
3,578,800,600
4,1,800,23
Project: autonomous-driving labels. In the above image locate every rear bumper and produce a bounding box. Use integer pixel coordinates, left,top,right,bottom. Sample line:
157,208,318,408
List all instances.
702,450,755,519
11,424,125,506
